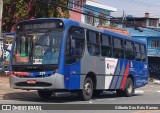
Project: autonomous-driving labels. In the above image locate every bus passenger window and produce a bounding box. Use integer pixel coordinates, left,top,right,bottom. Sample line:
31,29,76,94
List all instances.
135,43,141,61
65,26,85,64
101,34,112,57
87,30,100,56
125,41,134,60
140,44,146,62
113,38,124,58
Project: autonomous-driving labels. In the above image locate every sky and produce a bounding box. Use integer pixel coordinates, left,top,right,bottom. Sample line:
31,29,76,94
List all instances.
95,0,160,18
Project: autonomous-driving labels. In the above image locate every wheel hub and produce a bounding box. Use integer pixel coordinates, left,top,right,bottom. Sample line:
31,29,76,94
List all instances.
127,82,132,93
85,82,92,95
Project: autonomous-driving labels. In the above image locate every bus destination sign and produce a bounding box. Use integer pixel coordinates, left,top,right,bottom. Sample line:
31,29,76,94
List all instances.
24,23,57,30
16,20,64,31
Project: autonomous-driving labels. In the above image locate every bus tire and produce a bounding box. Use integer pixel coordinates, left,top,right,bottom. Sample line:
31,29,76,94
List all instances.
124,77,134,97
37,90,53,99
79,77,93,101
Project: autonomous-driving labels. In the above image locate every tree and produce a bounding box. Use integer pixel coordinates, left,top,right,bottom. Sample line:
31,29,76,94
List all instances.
2,0,69,32
2,0,16,32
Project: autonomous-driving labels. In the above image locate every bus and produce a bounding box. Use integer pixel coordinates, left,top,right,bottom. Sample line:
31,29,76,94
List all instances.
9,18,148,101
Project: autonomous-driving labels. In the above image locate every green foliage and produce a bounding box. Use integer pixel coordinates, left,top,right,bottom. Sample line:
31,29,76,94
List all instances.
2,0,70,32
16,0,27,19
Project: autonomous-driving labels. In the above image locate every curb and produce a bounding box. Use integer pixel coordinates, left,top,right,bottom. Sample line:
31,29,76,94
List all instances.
153,80,160,85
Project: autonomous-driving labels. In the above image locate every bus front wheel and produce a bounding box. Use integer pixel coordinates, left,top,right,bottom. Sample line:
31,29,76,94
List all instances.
79,77,93,101
37,90,53,99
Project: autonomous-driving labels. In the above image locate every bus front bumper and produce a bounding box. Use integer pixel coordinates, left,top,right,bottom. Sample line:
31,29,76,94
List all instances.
9,73,65,90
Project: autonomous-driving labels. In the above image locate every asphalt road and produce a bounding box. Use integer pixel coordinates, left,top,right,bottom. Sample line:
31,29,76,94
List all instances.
1,90,160,113
0,90,160,104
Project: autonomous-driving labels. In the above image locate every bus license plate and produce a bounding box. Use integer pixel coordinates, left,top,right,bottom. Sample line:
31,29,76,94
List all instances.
27,80,36,84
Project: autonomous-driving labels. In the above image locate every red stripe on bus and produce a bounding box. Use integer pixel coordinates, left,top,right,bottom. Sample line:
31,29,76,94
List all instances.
120,63,129,89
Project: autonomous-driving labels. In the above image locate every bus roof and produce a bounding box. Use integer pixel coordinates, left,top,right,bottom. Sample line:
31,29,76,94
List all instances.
17,18,146,45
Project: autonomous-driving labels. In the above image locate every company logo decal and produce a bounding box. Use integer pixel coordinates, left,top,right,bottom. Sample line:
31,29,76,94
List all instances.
107,63,115,69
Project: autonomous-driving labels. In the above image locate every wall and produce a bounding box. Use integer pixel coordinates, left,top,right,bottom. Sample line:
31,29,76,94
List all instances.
69,0,82,22
69,10,82,22
127,28,160,57
82,5,111,26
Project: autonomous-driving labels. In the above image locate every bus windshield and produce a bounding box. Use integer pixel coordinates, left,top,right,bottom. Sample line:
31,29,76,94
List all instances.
12,29,63,65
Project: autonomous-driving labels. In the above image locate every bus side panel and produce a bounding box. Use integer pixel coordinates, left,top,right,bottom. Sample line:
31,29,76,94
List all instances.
118,60,148,89
80,55,106,89
80,45,107,90
64,62,81,90
134,62,148,88
110,60,139,90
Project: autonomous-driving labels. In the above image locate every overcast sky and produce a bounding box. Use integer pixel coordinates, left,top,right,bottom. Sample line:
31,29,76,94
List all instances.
94,0,160,18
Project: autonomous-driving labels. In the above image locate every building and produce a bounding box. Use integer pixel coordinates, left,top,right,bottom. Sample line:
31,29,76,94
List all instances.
68,0,117,26
68,0,131,37
112,13,160,79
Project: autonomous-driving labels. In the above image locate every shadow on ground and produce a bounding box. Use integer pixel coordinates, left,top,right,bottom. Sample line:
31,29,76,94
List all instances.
3,91,143,103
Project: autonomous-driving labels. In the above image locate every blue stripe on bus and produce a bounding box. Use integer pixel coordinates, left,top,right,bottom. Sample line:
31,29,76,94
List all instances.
120,60,128,88
109,60,119,89
115,60,125,89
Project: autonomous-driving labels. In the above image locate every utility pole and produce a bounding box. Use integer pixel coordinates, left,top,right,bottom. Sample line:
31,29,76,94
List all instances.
122,10,126,29
0,0,3,35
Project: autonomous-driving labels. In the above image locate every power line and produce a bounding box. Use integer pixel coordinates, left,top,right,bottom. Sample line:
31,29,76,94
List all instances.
67,0,115,18
69,0,160,21
119,0,160,7
36,0,160,33
115,10,160,13
36,0,112,21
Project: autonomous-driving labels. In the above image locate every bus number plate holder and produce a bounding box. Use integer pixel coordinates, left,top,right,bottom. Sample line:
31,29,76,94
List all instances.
27,80,36,84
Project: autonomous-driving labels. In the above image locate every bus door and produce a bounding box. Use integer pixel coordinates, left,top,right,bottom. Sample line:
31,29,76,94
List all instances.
64,26,85,89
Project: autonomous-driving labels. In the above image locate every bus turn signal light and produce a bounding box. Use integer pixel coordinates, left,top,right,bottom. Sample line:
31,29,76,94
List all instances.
8,71,14,76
